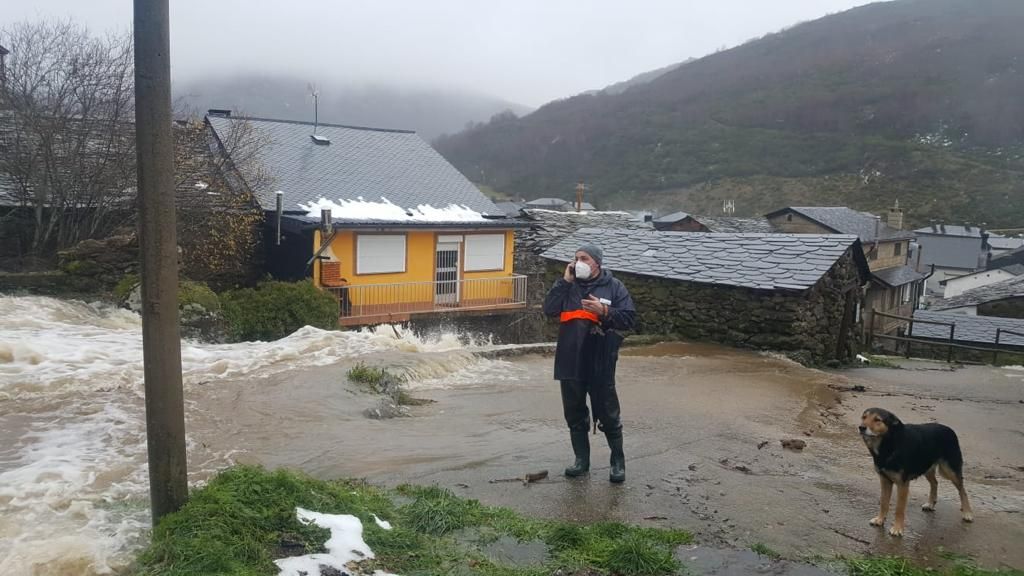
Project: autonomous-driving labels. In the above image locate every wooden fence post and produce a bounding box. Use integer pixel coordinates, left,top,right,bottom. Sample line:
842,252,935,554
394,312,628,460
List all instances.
947,323,956,363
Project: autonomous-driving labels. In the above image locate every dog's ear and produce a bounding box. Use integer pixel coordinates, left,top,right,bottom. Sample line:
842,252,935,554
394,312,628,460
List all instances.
885,412,903,430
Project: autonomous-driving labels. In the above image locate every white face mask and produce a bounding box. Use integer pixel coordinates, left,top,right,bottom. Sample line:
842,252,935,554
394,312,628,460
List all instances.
574,261,592,280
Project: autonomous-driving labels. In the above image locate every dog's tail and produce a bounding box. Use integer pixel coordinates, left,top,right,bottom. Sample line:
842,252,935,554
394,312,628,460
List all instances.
940,425,965,478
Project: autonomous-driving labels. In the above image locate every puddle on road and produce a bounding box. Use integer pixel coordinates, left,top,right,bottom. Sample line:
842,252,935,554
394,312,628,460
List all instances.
678,545,838,575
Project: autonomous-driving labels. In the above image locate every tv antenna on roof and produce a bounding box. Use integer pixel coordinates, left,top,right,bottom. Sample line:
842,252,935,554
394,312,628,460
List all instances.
308,83,330,145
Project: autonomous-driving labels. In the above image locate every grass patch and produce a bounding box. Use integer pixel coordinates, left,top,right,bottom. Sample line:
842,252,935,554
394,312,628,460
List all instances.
134,466,693,576
750,542,782,560
347,362,397,390
846,556,1024,576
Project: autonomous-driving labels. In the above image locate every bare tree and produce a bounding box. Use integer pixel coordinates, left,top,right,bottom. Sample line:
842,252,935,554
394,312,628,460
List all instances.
0,19,136,256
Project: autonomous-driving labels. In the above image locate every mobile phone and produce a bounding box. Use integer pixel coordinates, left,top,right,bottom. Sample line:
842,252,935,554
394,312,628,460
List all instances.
569,262,576,276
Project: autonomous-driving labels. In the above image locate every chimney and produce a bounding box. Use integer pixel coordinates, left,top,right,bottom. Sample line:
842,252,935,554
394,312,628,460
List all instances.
873,215,881,241
886,199,904,230
207,109,231,117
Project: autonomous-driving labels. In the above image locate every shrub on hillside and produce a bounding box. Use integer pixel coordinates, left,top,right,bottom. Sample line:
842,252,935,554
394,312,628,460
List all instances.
220,281,339,342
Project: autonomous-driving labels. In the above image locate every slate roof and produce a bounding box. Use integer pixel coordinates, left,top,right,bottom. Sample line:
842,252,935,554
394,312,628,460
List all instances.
931,275,1024,310
914,224,986,238
541,228,863,291
988,234,1024,251
653,211,689,223
989,245,1024,271
525,198,569,208
494,201,525,217
518,209,652,254
911,310,1024,346
872,265,927,287
692,215,776,233
206,114,499,216
768,207,915,242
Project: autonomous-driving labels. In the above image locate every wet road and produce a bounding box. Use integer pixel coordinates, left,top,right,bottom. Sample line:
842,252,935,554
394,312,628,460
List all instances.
197,343,1024,571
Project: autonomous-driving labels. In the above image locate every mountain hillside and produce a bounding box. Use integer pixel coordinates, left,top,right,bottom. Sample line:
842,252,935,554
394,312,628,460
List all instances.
434,0,1024,228
176,75,530,140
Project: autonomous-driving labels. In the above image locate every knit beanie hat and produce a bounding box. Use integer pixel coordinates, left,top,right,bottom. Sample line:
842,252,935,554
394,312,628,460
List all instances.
576,243,603,266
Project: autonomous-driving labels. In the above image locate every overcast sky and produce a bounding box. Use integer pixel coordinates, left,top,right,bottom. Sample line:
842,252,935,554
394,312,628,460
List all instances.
6,0,874,107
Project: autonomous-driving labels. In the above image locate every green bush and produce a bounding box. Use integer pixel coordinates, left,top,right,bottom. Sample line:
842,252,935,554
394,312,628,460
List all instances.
113,274,139,302
178,281,220,313
220,281,339,342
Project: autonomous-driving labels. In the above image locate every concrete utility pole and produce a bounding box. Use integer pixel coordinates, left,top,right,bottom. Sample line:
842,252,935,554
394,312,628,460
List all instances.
134,0,188,524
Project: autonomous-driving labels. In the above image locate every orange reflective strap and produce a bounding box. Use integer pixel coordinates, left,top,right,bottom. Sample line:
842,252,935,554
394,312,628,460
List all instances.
560,309,600,324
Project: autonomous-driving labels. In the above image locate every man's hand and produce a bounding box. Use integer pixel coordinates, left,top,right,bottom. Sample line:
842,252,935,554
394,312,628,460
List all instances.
582,294,608,317
563,262,575,283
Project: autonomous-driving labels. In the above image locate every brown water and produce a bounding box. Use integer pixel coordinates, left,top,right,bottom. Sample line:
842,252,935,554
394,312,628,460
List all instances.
2,296,1022,574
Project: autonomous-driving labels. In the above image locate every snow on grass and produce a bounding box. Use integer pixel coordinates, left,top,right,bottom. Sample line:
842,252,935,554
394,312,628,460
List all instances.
275,508,398,576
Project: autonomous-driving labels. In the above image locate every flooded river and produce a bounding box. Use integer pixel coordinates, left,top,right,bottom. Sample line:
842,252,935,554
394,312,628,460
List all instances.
2,296,1022,574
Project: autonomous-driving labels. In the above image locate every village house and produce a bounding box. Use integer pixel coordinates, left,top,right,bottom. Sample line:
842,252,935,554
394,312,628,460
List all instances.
940,265,1024,298
765,204,924,336
653,211,775,233
988,233,1024,257
541,228,870,364
929,275,1024,318
912,223,991,296
206,111,526,326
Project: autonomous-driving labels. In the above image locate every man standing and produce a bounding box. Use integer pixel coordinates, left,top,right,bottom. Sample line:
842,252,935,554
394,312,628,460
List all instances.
543,243,636,483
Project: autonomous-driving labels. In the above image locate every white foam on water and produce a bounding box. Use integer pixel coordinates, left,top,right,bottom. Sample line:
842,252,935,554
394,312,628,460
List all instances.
0,296,475,400
0,295,501,575
404,356,524,390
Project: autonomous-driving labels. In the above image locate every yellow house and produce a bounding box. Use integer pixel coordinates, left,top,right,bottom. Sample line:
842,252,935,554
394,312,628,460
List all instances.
206,112,527,325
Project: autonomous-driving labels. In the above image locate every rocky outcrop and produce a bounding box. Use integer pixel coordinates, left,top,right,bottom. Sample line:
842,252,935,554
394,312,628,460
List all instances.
57,234,139,284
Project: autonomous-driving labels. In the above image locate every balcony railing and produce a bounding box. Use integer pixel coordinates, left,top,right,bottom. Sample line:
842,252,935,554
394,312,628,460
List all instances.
324,274,528,323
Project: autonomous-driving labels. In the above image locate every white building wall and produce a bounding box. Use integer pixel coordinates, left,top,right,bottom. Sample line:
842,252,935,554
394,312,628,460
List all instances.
942,269,1015,298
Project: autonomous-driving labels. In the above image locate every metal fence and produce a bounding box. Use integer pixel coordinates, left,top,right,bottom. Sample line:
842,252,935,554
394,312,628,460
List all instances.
325,274,528,320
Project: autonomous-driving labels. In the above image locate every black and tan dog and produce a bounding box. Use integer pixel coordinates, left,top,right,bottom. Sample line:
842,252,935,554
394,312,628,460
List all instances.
859,408,974,536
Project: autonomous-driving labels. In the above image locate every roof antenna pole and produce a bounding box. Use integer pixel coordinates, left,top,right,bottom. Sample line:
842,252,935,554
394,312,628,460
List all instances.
308,83,320,134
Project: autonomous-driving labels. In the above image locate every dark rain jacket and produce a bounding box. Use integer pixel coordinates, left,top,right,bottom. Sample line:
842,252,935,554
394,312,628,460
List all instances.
543,269,636,382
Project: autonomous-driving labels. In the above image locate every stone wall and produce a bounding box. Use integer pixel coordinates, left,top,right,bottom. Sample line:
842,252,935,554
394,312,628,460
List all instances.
979,298,1024,319
537,250,864,365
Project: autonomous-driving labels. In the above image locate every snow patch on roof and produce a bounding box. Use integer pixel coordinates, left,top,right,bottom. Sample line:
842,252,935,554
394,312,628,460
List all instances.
299,196,488,222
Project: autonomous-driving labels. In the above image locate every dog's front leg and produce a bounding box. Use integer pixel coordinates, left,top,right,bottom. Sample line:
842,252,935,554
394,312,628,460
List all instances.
871,473,893,527
890,480,910,536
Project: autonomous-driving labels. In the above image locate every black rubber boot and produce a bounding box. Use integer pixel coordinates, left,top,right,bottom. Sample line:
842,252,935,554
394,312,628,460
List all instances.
607,430,625,484
565,429,590,478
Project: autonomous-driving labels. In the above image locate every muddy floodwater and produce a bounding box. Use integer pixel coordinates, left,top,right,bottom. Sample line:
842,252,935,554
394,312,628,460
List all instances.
1,296,1022,575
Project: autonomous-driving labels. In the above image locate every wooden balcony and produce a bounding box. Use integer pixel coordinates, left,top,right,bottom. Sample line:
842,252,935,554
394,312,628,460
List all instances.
324,275,528,326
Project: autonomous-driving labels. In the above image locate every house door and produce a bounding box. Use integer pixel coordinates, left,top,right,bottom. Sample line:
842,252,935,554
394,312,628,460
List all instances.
435,242,460,305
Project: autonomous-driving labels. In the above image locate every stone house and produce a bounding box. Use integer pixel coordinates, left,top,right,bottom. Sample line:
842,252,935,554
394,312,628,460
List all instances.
766,204,924,336
514,209,652,332
541,228,871,364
